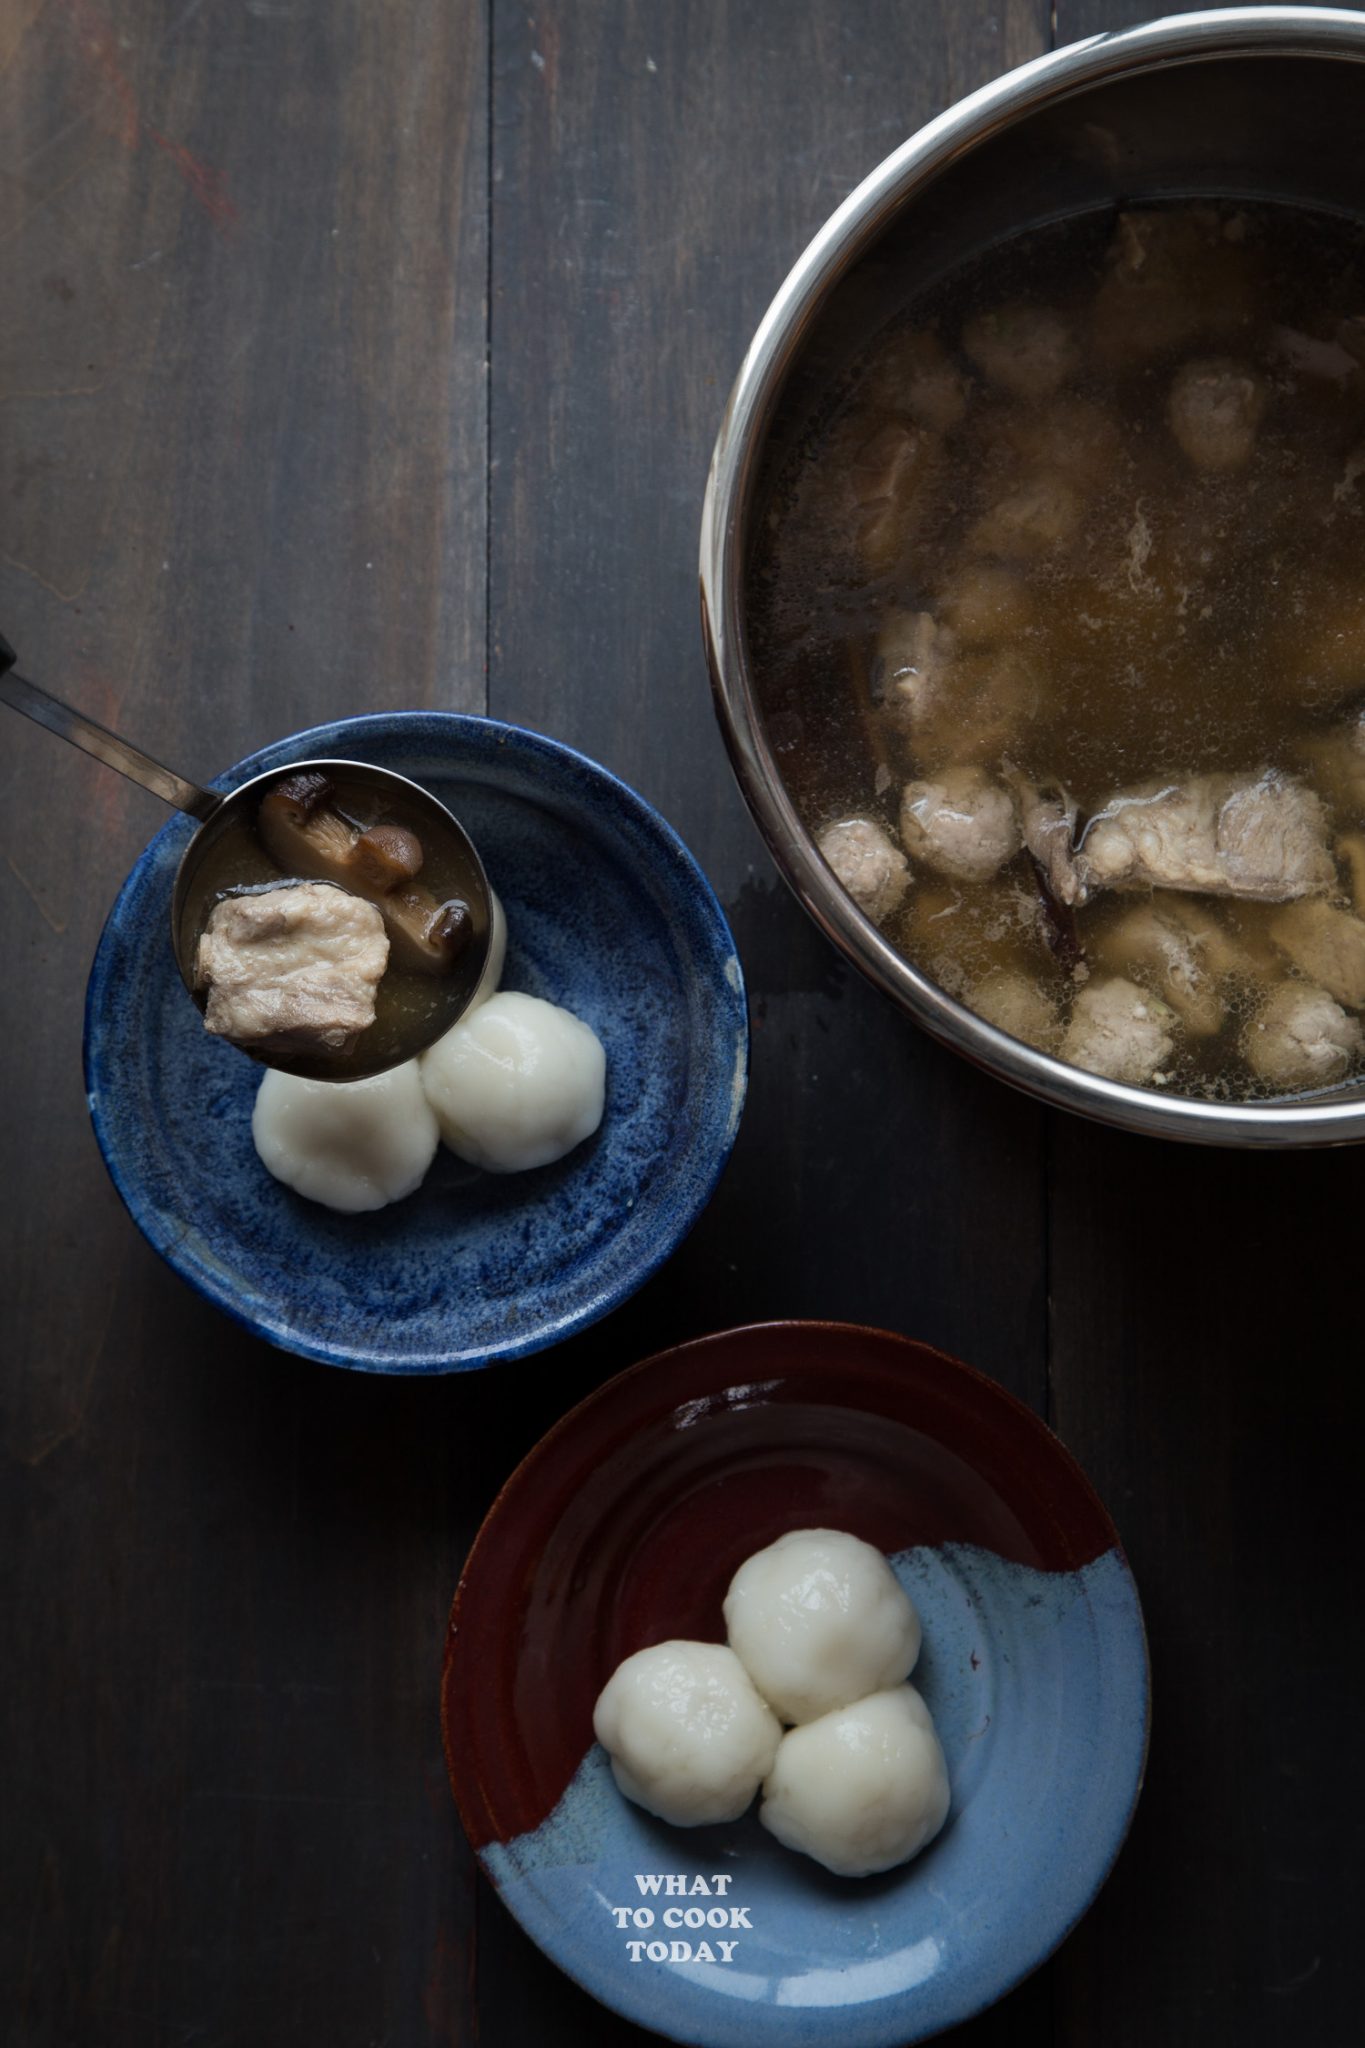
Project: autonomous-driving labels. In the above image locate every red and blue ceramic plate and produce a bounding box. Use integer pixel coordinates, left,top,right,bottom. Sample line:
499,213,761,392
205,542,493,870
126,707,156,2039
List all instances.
442,1321,1148,2046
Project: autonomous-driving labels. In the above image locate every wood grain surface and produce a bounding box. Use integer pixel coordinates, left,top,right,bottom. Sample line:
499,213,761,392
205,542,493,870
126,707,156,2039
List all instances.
2,2,1359,2044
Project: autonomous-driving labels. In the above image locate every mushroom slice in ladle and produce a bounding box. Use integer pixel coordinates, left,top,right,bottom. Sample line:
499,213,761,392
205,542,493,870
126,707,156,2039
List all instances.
257,771,473,973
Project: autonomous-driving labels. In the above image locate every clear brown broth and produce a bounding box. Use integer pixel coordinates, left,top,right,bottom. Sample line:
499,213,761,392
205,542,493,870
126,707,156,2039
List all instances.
747,201,1365,1101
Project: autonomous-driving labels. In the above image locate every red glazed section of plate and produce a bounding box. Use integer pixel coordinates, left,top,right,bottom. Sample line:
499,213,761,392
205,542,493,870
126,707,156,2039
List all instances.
442,1321,1120,1850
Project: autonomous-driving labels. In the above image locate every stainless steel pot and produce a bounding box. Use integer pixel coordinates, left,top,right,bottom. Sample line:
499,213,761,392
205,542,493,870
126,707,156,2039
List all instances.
701,6,1365,1146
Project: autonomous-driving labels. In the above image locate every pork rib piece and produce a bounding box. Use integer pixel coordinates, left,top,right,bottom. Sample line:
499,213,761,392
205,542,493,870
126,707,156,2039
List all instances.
1080,770,1334,901
195,881,389,1056
1004,765,1088,907
1269,899,1365,1009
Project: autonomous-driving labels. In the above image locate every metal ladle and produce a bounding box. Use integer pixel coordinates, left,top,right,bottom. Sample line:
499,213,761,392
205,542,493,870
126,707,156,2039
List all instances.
0,634,492,1082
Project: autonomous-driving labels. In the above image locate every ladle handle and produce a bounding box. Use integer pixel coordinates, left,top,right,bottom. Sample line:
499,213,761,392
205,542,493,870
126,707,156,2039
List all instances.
0,635,221,824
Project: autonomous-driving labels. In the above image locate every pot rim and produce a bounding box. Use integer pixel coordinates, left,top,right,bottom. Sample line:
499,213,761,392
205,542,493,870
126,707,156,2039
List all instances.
701,5,1365,1147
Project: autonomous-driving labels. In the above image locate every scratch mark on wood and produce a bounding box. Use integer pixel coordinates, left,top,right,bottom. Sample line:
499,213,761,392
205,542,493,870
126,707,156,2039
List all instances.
0,147,110,249
0,548,91,603
18,1243,125,1465
192,1787,408,1807
67,0,138,148
0,0,47,90
164,0,209,40
13,100,103,173
5,852,69,935
1270,1955,1323,1994
65,0,241,234
151,132,237,234
0,377,109,401
422,1927,469,2046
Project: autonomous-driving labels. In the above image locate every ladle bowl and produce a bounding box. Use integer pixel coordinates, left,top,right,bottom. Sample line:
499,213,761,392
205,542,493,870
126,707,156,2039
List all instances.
169,757,493,1080
1,639,491,1080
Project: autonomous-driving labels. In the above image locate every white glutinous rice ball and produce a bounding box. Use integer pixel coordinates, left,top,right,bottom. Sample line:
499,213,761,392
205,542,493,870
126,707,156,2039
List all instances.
469,888,508,1012
723,1528,921,1725
419,989,605,1173
251,1060,439,1212
759,1684,951,1877
593,1641,783,1827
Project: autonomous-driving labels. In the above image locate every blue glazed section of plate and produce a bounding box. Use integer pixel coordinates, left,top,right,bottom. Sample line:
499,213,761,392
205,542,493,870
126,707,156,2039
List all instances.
481,1544,1148,2048
83,714,748,1372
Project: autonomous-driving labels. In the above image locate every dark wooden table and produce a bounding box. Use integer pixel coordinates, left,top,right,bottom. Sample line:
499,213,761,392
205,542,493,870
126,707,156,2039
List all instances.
3,4,1361,2043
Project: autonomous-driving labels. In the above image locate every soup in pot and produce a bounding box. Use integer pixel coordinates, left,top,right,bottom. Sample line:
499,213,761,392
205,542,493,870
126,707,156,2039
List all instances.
748,201,1365,1100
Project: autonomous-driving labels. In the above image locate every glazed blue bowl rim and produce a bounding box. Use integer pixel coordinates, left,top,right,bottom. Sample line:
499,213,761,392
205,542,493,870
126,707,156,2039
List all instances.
82,709,749,1373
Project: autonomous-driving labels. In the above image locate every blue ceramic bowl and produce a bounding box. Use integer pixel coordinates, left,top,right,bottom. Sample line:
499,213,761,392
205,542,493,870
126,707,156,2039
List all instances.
84,712,748,1372
444,1323,1149,2045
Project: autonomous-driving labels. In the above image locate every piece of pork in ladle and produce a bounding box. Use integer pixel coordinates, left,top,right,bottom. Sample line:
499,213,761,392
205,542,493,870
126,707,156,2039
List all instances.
195,881,389,1057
